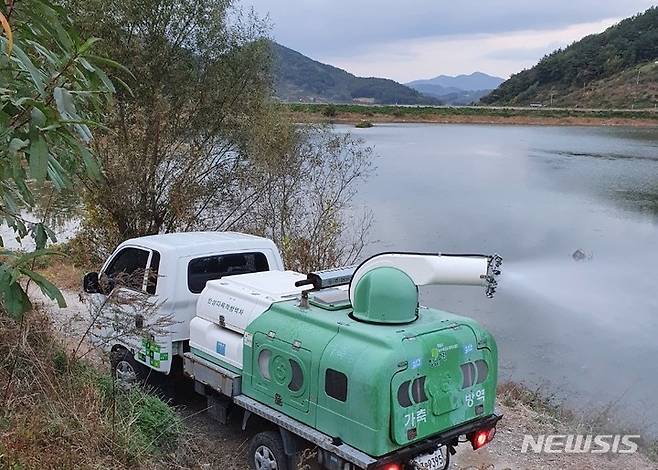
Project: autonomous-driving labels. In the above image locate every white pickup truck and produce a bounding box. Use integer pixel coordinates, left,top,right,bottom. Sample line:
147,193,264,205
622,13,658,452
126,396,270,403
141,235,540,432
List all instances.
84,231,283,378
83,231,502,470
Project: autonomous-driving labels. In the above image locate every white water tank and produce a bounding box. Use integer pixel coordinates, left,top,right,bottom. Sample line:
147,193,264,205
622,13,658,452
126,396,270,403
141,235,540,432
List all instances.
196,270,308,334
189,316,246,370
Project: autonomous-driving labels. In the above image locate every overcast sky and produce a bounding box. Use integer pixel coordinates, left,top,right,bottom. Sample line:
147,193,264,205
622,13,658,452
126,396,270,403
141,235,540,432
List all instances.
244,1,656,82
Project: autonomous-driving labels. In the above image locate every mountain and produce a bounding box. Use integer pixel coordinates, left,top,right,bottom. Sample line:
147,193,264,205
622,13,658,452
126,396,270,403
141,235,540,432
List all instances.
406,72,505,105
407,72,505,91
270,42,439,105
482,7,658,107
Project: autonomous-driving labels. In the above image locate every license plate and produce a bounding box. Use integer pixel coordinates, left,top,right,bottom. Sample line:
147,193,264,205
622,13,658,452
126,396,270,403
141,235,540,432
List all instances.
411,446,445,470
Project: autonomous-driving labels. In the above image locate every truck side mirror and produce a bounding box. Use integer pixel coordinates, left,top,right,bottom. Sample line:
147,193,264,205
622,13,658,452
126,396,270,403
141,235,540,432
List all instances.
83,272,100,294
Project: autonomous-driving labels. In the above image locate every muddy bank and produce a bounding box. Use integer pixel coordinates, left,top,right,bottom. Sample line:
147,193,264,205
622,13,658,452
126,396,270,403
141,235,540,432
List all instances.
292,111,658,128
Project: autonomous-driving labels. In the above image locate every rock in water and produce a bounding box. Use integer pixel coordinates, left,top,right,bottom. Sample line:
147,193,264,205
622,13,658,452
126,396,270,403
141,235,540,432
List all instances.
572,249,587,261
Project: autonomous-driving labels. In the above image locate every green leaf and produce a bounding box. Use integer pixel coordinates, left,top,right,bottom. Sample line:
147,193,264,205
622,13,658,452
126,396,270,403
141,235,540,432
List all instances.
92,65,115,93
33,223,48,250
0,280,32,319
22,268,67,308
8,138,28,156
29,135,49,181
87,55,135,79
80,146,102,180
47,155,71,189
10,249,62,267
77,57,95,72
53,87,92,142
25,40,59,66
77,37,101,56
110,75,134,97
11,44,45,98
31,107,47,127
53,87,74,119
43,225,57,244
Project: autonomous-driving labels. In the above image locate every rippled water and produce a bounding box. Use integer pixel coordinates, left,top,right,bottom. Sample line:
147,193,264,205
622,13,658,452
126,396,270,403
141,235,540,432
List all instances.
340,123,658,432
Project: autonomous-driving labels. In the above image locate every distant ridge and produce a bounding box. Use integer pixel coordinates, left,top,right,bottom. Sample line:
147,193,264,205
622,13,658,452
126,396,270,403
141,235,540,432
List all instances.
270,42,440,105
406,72,505,105
407,72,505,91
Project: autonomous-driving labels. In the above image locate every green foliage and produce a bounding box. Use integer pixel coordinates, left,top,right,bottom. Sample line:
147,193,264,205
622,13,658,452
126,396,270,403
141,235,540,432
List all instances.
0,0,116,318
484,7,658,105
323,104,337,117
96,375,182,454
289,103,658,121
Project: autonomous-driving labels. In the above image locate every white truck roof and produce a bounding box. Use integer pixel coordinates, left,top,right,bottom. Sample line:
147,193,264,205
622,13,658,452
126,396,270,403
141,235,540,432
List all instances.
118,231,277,256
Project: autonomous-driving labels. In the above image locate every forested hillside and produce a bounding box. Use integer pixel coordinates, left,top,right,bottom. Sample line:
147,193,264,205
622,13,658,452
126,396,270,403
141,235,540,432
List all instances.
483,7,658,107
271,42,438,105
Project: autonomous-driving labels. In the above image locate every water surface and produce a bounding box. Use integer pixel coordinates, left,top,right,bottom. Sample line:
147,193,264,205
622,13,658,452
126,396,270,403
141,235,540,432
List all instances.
340,123,658,432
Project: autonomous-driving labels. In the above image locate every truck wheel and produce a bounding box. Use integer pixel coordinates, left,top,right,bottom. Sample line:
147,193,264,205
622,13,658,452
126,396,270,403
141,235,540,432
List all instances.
249,431,289,470
110,348,147,390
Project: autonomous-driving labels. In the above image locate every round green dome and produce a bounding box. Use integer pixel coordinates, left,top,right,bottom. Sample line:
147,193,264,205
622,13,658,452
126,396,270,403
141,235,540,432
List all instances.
352,267,418,324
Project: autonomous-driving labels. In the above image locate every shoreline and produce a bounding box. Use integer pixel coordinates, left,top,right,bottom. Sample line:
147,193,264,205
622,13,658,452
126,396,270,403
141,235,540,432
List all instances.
291,111,658,128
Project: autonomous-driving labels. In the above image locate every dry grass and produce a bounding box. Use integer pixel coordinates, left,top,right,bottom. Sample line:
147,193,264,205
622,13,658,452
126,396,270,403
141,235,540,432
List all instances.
35,259,85,291
497,381,658,462
0,310,182,469
290,110,658,128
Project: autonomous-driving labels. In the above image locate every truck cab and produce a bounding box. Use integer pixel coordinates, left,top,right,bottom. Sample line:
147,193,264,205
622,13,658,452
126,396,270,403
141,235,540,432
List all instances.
84,231,283,375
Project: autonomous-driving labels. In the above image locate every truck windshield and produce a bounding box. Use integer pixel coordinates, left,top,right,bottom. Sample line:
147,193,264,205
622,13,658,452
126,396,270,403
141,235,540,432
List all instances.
187,252,269,293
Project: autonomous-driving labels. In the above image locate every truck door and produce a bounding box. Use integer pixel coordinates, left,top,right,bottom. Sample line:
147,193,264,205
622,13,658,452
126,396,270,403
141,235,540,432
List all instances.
251,332,312,414
89,246,171,372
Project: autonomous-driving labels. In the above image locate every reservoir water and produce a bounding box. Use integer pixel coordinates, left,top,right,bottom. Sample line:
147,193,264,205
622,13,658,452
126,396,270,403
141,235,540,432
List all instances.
339,123,658,433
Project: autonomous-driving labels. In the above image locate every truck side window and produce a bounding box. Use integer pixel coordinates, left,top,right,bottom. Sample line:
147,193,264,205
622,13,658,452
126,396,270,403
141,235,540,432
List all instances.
104,247,150,291
187,252,269,294
325,369,348,402
146,250,161,295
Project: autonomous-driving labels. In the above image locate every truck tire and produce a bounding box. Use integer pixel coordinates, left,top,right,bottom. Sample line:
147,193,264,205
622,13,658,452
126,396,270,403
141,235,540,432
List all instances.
110,347,148,390
249,431,289,470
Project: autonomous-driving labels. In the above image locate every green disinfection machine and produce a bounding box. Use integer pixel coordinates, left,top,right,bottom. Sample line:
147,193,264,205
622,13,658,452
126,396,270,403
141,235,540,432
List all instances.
192,251,503,469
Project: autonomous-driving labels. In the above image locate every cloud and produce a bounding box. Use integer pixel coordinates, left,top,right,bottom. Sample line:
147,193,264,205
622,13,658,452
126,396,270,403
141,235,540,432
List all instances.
244,1,656,80
247,1,654,54
322,18,621,81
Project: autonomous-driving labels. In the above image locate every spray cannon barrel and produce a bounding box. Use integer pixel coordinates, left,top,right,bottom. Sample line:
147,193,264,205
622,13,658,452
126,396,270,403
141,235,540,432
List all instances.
348,252,503,303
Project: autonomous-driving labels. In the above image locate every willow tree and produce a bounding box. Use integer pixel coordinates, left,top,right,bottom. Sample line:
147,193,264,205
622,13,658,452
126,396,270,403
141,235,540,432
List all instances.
70,0,374,271
0,0,115,317
69,0,272,245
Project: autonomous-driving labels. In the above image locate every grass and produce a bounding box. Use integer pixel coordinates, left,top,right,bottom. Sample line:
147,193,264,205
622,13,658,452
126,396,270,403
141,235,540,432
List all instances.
285,102,658,123
0,309,182,469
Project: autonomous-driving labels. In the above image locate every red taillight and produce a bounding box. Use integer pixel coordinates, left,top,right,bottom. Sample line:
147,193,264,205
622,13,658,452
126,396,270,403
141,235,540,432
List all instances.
470,426,496,450
474,430,488,449
383,464,401,470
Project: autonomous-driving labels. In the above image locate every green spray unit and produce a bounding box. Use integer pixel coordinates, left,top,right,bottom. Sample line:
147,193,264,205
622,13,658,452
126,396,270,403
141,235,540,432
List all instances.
241,256,501,458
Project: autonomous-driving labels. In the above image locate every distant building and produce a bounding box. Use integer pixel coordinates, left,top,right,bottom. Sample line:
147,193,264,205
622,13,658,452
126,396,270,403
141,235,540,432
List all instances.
352,97,376,104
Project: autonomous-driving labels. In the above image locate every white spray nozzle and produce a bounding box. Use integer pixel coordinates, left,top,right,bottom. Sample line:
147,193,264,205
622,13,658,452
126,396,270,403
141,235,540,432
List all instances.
348,252,503,302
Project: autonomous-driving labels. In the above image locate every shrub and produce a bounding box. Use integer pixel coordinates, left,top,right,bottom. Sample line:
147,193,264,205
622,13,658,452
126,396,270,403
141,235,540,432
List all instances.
323,104,338,117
